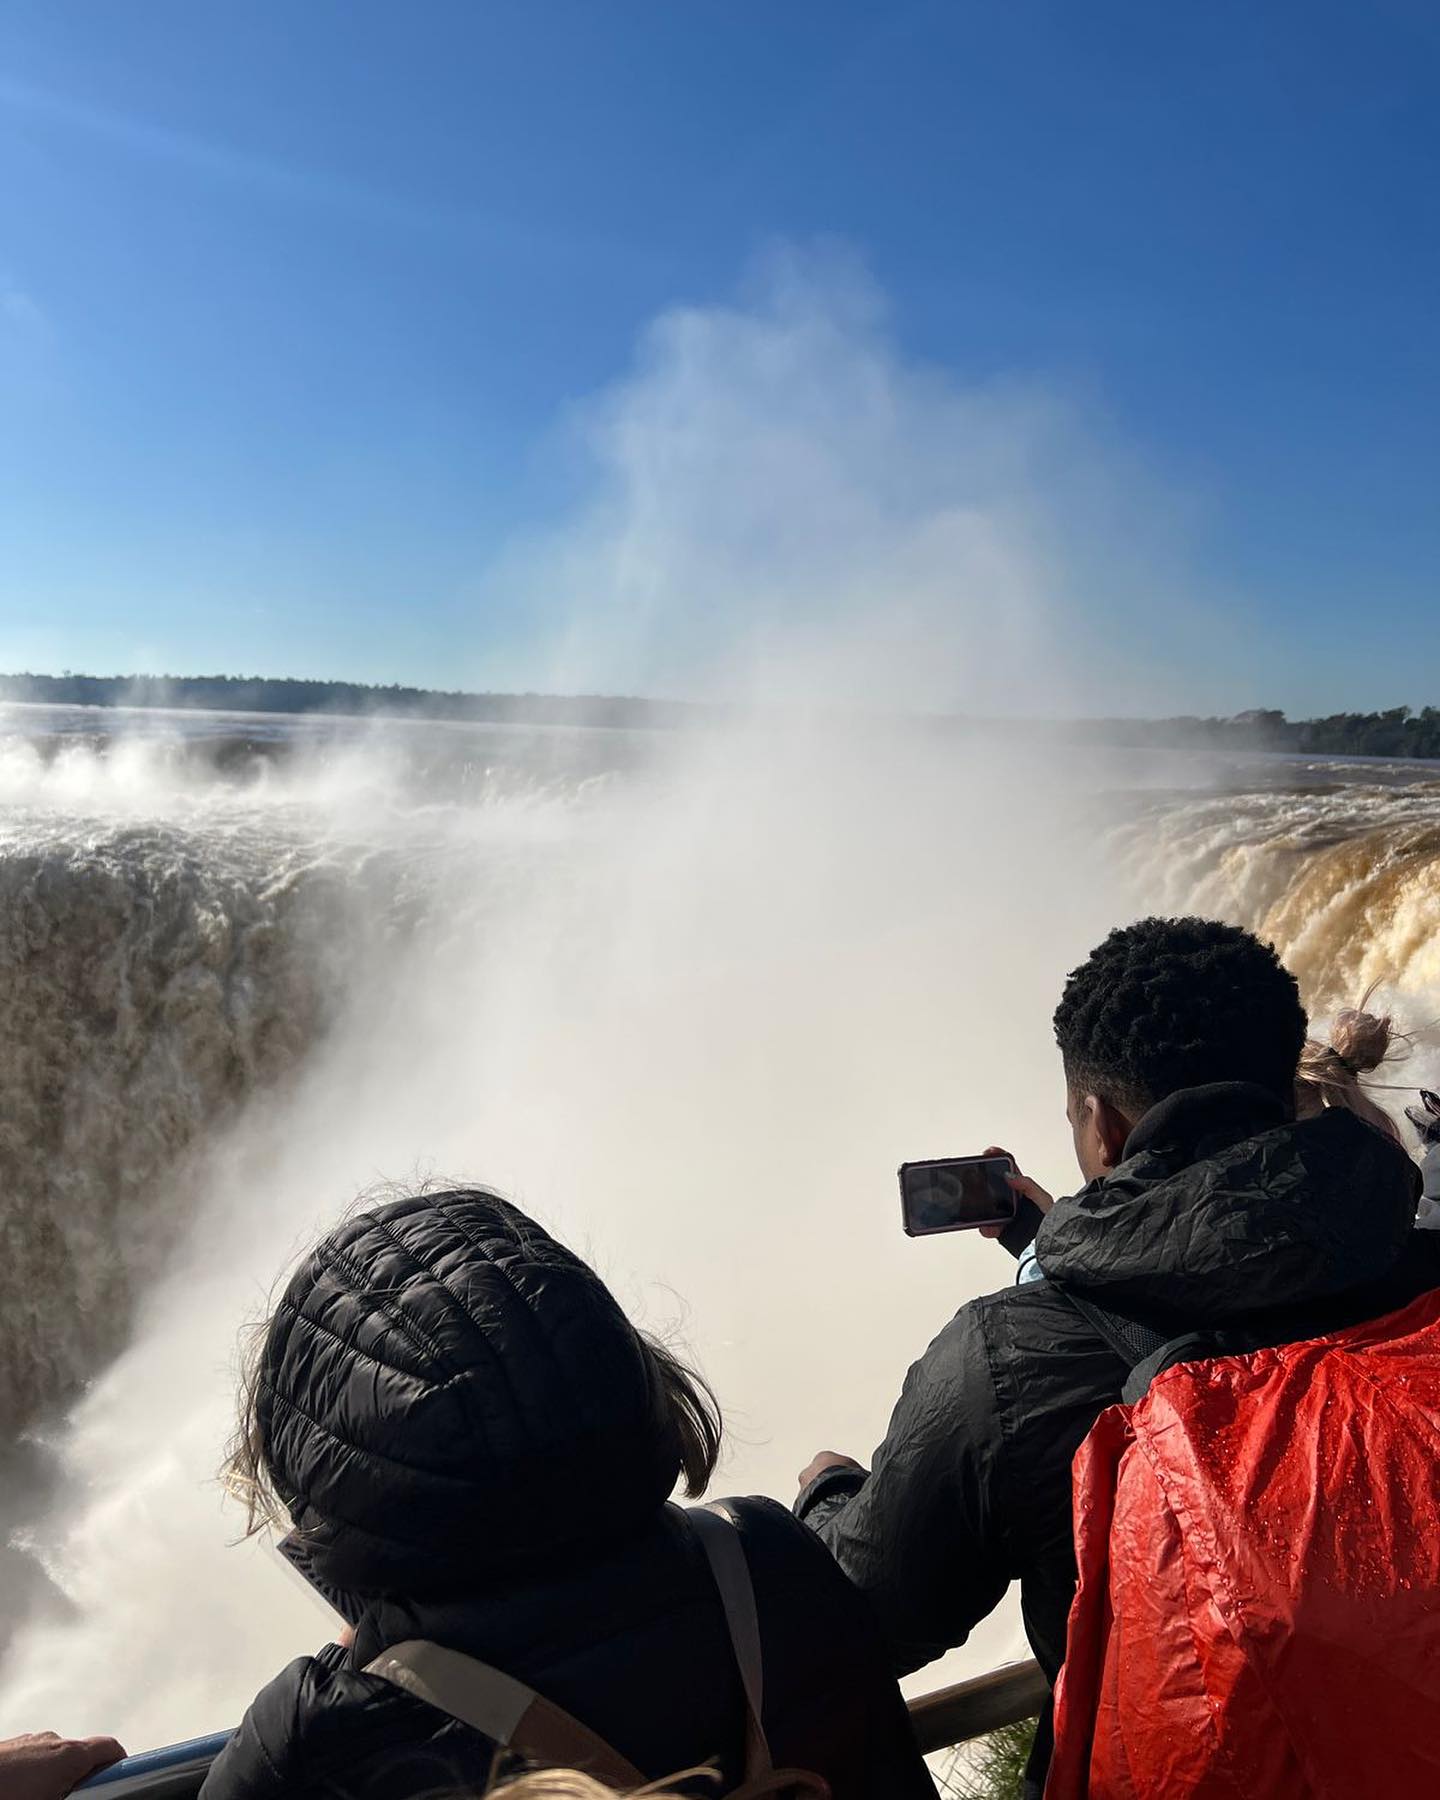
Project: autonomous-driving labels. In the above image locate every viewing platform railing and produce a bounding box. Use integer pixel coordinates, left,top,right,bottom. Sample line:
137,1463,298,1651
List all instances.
74,1660,1046,1796
76,1733,233,1798
906,1659,1048,1756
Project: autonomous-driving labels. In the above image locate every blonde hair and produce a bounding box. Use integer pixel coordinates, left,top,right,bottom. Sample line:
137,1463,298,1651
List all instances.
493,1778,712,1792
1295,990,1407,1145
486,1774,811,1800
488,1778,699,1800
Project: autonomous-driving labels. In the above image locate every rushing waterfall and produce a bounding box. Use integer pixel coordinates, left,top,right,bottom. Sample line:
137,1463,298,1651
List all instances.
0,708,1436,1744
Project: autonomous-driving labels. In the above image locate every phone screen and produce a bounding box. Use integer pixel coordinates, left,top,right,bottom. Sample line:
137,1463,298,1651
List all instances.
899,1155,1017,1234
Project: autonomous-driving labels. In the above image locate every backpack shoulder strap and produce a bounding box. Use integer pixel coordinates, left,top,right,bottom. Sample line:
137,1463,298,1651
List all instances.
687,1505,769,1779
684,1505,831,1800
688,1506,764,1727
366,1519,831,1800
363,1639,647,1789
1059,1288,1227,1404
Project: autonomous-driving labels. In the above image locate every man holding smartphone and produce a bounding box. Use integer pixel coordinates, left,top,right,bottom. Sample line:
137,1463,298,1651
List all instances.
795,916,1439,1798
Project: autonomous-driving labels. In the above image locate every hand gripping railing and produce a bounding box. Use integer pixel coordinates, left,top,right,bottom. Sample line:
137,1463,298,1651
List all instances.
74,1660,1047,1796
75,1733,234,1798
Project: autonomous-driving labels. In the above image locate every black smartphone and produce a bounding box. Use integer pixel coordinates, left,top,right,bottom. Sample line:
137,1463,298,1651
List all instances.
899,1154,1017,1235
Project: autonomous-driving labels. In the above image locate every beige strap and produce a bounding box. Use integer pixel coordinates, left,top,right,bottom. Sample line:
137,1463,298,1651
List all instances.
726,1774,832,1800
364,1639,647,1789
687,1504,775,1787
366,1515,832,1800
685,1508,832,1800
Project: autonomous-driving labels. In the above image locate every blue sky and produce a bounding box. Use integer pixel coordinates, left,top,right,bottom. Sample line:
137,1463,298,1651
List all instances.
1,0,1436,714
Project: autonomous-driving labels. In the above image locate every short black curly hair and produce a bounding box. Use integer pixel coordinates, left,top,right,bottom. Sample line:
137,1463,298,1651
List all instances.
1054,916,1308,1116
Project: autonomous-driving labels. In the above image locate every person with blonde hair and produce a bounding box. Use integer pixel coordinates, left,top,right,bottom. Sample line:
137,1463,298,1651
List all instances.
1294,994,1440,1224
1294,991,1409,1141
201,1188,932,1800
491,1779,669,1800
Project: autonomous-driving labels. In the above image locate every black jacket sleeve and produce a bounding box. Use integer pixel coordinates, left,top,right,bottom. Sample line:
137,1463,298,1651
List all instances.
997,1193,1044,1259
799,1300,1014,1677
200,1643,461,1799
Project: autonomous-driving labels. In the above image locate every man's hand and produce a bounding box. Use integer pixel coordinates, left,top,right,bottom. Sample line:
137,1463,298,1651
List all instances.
797,1450,864,1493
0,1732,126,1800
978,1145,1055,1238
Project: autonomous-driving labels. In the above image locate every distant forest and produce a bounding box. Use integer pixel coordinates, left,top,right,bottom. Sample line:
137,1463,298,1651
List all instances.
0,671,703,731
3,672,1439,760
1068,705,1440,761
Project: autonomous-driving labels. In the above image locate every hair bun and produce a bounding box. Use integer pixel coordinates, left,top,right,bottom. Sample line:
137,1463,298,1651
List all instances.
1330,1004,1396,1076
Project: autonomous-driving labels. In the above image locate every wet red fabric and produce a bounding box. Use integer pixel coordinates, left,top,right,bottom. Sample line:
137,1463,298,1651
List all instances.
1047,1287,1440,1798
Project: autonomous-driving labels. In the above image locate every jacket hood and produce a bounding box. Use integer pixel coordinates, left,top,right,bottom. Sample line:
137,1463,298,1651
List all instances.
1035,1082,1421,1324
259,1190,683,1597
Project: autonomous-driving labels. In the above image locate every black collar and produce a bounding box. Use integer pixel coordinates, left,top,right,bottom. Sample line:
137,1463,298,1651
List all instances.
1123,1081,1291,1166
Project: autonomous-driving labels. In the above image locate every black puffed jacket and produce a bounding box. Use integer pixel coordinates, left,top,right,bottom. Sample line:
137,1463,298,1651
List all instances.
202,1192,934,1800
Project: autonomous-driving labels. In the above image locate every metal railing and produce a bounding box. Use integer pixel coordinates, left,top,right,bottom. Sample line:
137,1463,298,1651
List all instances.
76,1733,233,1797
75,1661,1046,1796
907,1659,1047,1756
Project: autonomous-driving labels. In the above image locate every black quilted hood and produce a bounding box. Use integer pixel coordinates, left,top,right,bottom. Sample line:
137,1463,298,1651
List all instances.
258,1189,684,1596
1036,1081,1422,1324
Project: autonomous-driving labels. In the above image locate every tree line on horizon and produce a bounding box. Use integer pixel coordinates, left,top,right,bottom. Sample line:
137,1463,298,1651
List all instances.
1068,705,1440,760
0,670,703,731
2,672,1438,760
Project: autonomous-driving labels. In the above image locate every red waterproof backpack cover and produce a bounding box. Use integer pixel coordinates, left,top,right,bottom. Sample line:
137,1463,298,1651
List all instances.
1046,1286,1440,1799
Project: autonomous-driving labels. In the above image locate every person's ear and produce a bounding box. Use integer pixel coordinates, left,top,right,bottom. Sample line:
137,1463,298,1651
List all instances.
1092,1095,1132,1170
